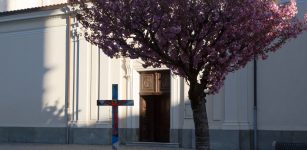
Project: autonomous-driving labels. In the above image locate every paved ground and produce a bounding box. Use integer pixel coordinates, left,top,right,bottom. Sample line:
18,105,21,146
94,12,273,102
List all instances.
0,143,193,150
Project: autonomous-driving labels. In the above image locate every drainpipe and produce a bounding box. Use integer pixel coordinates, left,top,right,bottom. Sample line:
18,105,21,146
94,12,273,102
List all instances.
253,58,258,150
66,11,72,144
67,5,80,143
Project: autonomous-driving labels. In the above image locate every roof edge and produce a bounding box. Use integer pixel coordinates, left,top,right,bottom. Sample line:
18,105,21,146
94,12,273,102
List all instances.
0,3,69,17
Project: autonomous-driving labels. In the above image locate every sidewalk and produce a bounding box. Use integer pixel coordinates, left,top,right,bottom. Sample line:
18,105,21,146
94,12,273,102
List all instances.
0,143,193,150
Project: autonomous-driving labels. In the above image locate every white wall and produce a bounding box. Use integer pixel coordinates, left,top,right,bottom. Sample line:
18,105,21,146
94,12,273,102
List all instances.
181,2,307,131
0,8,122,128
180,64,254,130
70,24,125,127
0,12,67,127
257,2,307,131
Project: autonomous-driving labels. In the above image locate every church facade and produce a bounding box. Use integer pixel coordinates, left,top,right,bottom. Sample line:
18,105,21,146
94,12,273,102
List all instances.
0,1,306,150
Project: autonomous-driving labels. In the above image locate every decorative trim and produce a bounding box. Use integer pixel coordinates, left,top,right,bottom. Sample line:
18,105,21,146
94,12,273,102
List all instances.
0,8,67,23
170,73,181,129
222,122,251,130
132,59,169,71
0,127,306,149
132,59,182,130
71,21,83,39
0,123,66,128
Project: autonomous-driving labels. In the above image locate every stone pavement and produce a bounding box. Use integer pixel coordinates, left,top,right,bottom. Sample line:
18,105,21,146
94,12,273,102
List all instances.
0,143,193,150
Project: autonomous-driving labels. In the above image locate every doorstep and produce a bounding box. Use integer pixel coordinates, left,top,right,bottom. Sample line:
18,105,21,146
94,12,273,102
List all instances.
125,142,180,148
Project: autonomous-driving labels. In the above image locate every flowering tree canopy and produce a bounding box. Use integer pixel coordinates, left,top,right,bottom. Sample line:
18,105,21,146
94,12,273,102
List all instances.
74,0,306,94
72,0,306,149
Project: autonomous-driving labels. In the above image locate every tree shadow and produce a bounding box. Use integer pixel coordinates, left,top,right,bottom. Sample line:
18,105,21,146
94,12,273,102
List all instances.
0,5,70,144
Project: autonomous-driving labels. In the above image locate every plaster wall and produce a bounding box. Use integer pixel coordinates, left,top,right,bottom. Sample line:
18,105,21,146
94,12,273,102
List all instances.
0,12,67,127
70,28,125,127
257,2,307,131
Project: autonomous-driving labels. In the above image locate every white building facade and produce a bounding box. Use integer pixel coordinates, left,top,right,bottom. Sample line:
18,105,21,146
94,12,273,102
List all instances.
0,1,306,149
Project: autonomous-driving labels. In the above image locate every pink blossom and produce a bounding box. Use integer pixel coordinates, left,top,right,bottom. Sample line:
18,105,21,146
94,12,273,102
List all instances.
73,0,307,94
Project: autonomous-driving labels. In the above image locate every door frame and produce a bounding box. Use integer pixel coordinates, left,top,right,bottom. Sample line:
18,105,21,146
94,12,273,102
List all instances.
126,60,181,143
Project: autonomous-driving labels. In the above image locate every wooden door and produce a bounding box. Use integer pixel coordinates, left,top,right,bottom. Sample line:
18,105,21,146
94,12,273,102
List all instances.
153,94,170,142
139,95,154,141
139,70,170,142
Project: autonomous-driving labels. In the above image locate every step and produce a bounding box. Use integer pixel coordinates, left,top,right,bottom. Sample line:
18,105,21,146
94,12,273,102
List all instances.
126,142,180,148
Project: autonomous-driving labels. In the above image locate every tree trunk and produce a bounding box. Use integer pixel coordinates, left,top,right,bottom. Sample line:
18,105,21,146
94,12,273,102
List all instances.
188,82,210,150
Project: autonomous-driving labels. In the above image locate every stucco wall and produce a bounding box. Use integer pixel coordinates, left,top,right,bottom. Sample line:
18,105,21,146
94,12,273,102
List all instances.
69,22,125,127
0,12,67,127
257,2,307,131
180,1,307,133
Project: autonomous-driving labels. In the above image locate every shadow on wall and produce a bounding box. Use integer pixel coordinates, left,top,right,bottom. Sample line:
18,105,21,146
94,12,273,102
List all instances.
0,0,7,12
43,101,65,125
0,6,68,143
0,18,47,126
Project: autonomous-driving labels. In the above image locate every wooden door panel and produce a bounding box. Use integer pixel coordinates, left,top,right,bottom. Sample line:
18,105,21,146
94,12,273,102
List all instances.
140,73,155,93
140,96,154,142
159,71,171,93
153,95,170,142
139,95,170,142
139,70,170,143
140,71,170,95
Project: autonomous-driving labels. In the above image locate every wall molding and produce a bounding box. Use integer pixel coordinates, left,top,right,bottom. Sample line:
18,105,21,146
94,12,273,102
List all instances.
0,8,67,23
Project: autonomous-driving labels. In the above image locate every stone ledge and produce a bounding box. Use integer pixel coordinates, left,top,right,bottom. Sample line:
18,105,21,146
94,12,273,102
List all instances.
126,142,179,148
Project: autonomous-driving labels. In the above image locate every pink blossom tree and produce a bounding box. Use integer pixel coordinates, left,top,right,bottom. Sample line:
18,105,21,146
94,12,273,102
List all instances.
72,0,306,149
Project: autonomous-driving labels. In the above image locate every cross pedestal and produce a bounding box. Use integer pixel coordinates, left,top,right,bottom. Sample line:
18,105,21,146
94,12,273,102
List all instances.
97,84,134,150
